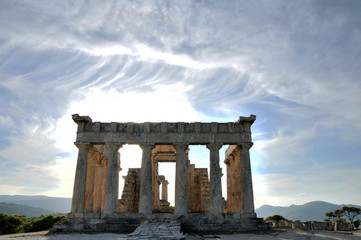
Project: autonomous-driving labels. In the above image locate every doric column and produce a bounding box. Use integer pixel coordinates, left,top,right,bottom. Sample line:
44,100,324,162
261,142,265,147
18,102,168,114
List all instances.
207,143,223,215
103,143,122,213
224,156,231,213
93,155,103,213
84,147,97,213
71,142,91,213
174,143,188,216
152,160,160,210
100,157,107,212
239,143,255,214
139,143,155,215
161,180,169,201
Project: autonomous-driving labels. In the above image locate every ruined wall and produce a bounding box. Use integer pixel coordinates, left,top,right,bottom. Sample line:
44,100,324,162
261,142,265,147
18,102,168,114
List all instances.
224,145,242,213
117,168,140,213
186,160,210,213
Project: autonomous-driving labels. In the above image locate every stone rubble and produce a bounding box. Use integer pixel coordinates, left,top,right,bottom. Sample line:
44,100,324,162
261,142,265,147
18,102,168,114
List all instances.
124,219,185,240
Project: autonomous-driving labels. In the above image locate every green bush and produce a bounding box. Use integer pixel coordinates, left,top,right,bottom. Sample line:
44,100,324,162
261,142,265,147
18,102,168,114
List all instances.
0,213,24,235
265,214,286,222
26,215,66,232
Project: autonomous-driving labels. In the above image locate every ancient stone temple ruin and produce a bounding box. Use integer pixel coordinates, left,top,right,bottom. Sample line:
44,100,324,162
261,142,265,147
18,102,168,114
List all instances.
55,114,267,233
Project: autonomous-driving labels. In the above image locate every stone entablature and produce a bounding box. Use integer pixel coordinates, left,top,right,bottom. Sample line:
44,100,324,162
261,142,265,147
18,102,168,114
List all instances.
72,114,255,144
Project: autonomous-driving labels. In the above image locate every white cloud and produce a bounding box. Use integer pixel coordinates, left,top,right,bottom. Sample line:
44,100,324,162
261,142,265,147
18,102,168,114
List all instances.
45,82,208,198
0,122,59,163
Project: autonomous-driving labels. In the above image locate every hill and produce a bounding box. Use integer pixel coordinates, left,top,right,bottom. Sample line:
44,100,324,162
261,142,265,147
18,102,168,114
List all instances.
0,195,71,214
0,202,60,217
256,201,361,221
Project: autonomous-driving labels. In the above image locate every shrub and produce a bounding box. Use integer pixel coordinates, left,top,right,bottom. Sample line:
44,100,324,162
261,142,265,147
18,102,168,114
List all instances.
0,213,24,235
26,215,66,232
265,215,286,222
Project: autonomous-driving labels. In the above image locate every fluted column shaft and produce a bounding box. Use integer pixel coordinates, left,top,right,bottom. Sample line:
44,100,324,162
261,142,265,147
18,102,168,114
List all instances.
103,143,122,213
174,144,188,216
84,148,97,213
207,143,223,215
240,143,255,213
71,143,91,213
139,143,155,215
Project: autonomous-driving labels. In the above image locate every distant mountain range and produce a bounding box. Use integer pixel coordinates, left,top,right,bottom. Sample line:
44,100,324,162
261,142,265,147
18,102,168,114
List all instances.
256,201,361,221
0,195,71,215
1,195,360,221
0,202,60,217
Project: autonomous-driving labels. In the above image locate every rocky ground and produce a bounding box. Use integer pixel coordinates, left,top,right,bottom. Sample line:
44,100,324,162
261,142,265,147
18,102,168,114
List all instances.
1,230,361,240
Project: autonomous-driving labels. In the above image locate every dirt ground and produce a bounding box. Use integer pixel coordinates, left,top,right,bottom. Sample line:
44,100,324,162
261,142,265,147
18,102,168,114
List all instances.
1,229,361,240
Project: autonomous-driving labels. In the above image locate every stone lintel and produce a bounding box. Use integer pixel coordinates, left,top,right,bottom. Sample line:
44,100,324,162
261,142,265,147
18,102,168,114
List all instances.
75,132,251,145
72,114,255,135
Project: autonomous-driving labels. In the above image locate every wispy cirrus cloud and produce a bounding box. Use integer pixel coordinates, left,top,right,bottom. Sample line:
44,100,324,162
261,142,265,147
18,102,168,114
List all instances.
0,0,360,207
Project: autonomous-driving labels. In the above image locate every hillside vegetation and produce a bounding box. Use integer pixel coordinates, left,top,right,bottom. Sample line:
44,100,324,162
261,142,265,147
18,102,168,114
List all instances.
0,202,59,217
0,213,66,235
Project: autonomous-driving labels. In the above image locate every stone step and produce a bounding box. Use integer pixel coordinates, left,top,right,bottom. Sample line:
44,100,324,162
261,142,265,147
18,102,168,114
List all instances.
121,219,185,240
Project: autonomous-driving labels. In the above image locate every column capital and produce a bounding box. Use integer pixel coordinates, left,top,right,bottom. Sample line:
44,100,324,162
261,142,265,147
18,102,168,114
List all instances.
105,142,123,150
139,143,155,150
74,142,92,149
160,179,169,185
173,143,188,151
239,142,254,150
206,143,223,151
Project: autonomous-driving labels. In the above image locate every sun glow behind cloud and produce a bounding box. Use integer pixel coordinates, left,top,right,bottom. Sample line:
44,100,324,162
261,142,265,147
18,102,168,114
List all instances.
44,83,239,204
44,83,209,200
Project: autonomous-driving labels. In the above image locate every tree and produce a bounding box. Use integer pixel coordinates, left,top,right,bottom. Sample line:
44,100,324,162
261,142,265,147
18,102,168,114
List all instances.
325,209,344,223
341,206,361,230
265,215,286,222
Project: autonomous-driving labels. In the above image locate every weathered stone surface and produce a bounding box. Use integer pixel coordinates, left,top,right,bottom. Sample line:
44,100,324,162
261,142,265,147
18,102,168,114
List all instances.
52,213,267,234
187,163,210,213
139,144,155,216
103,143,122,213
71,143,91,213
207,143,223,216
174,144,188,216
72,114,256,145
127,219,185,239
117,168,140,213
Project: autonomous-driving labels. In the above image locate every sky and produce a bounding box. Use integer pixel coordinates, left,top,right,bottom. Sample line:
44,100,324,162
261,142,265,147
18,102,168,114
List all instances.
0,0,360,209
